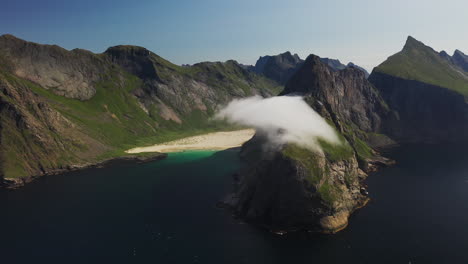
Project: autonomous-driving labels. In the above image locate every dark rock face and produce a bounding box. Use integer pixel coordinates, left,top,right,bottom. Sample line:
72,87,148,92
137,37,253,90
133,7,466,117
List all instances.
225,134,367,233
252,52,303,85
282,55,389,136
369,71,468,142
452,50,468,72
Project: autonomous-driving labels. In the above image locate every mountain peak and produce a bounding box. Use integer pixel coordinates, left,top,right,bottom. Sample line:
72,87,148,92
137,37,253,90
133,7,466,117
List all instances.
403,36,425,50
454,49,466,56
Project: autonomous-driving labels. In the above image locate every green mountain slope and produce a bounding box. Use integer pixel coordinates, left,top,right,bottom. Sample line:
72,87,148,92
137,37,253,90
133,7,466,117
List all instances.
0,35,280,182
373,36,468,96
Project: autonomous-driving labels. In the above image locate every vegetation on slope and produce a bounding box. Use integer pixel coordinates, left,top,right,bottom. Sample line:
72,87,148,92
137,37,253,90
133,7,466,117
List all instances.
0,36,282,180
374,36,468,96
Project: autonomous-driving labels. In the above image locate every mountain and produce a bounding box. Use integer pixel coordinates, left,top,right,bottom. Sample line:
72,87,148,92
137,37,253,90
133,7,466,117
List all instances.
0,35,280,185
371,36,468,96
452,49,468,72
369,36,468,142
251,51,303,85
225,55,394,233
249,52,370,85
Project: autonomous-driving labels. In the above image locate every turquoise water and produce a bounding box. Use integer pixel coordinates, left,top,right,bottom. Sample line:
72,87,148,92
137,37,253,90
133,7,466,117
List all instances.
2,145,468,263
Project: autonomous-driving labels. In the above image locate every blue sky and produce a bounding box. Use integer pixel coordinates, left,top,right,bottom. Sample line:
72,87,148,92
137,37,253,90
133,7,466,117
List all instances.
1,0,467,71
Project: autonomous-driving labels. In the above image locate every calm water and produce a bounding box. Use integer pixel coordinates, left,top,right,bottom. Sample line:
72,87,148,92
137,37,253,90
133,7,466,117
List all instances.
1,145,468,263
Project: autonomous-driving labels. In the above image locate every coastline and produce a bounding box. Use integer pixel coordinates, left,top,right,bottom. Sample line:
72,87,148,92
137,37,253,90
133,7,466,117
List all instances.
1,129,256,190
1,152,167,190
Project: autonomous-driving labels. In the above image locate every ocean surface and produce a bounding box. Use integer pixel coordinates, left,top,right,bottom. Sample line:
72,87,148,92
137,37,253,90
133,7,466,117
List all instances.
1,144,468,263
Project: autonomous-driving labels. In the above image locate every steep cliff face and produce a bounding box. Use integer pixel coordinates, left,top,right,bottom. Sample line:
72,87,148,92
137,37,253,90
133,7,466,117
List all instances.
0,35,280,183
225,55,394,233
282,55,393,154
369,72,468,142
369,36,468,142
226,133,368,233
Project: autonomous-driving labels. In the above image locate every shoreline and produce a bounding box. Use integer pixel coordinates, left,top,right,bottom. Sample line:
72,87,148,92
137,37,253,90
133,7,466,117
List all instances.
1,152,167,190
1,129,256,190
126,129,256,154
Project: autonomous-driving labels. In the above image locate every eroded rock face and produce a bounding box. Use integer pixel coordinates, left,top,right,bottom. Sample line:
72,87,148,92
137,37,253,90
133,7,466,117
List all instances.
225,134,368,233
282,55,389,135
0,34,107,100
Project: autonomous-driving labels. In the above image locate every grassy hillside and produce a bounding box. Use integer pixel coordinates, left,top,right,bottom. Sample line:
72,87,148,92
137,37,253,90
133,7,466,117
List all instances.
0,35,281,180
374,36,468,96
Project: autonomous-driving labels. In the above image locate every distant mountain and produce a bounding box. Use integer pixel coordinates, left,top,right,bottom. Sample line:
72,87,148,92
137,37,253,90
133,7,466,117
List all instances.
371,36,468,96
319,58,370,78
249,52,370,84
251,51,303,85
319,57,346,71
369,36,468,142
452,49,468,72
347,62,370,78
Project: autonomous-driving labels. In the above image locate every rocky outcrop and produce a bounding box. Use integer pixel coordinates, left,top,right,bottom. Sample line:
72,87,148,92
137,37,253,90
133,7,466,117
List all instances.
225,55,394,234
282,55,393,150
225,133,368,233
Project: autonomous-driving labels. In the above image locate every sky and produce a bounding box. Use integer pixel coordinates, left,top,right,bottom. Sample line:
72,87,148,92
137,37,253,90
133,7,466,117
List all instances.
1,0,467,71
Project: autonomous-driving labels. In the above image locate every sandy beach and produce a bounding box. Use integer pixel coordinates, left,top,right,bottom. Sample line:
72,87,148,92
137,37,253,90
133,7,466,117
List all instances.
126,129,255,153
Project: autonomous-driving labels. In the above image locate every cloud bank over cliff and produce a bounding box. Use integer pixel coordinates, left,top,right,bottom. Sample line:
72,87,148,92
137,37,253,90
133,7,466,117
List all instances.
215,96,340,152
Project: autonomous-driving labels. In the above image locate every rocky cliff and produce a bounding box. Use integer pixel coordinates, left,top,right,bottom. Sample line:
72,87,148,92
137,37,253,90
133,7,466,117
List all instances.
282,55,394,154
225,132,368,233
225,55,394,233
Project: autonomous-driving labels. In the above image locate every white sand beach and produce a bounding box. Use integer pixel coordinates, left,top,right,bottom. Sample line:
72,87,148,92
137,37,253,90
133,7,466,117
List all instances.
126,129,255,153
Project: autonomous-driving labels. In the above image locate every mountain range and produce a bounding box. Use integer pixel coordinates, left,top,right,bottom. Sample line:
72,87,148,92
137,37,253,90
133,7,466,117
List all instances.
2,34,468,233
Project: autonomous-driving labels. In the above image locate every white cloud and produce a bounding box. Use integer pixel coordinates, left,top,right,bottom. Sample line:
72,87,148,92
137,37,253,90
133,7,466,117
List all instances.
215,96,340,152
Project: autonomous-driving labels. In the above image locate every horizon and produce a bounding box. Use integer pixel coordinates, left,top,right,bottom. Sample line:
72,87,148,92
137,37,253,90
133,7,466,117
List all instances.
2,0,468,72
